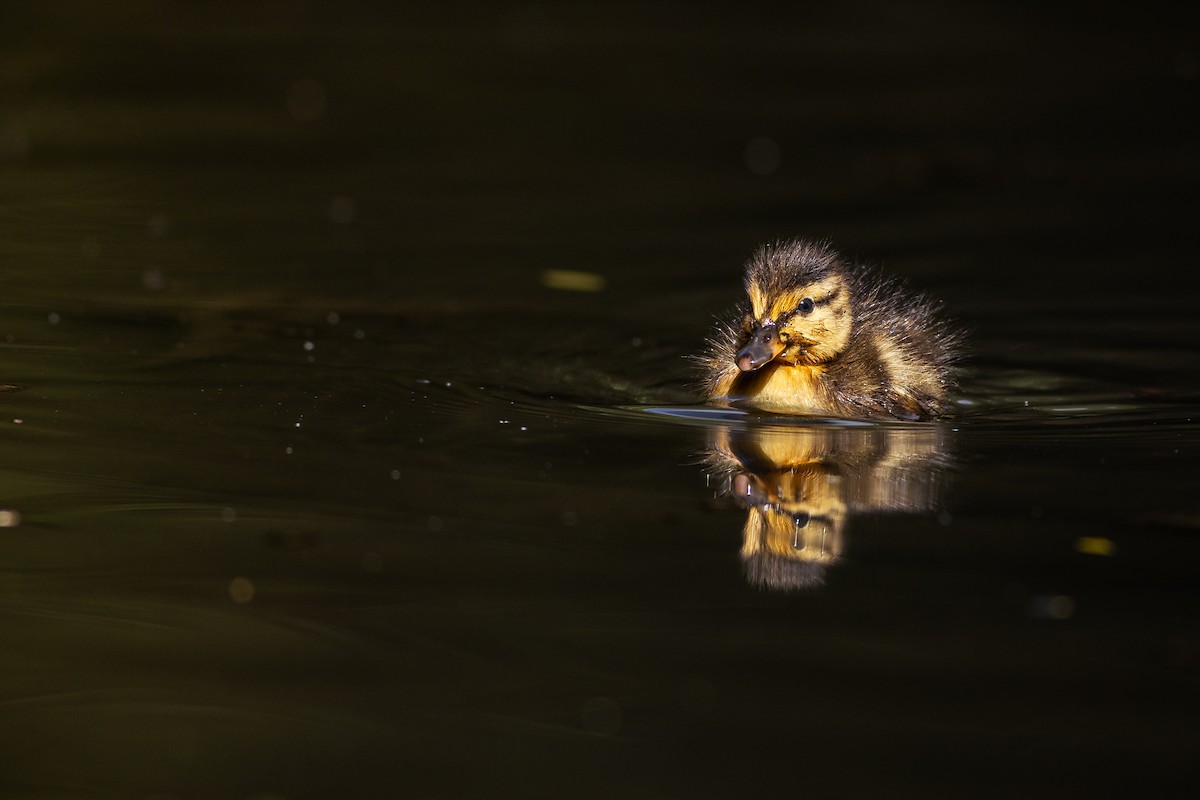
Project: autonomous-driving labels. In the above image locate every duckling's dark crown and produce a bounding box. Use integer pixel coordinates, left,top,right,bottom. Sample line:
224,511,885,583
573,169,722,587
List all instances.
743,239,847,296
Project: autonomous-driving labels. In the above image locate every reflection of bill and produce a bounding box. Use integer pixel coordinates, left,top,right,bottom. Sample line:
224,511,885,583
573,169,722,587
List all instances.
705,421,951,591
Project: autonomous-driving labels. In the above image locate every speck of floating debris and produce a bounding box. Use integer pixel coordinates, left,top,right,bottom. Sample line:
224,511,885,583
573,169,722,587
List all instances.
1075,536,1116,557
540,269,605,292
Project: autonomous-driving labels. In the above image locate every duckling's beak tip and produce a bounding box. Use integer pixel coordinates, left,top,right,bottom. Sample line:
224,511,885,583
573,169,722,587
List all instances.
736,323,783,371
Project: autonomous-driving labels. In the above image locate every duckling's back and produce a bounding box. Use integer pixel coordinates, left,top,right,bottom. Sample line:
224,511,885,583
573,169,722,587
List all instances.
830,268,961,420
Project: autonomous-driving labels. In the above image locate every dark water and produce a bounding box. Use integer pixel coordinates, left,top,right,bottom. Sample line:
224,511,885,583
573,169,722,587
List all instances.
3,2,1199,798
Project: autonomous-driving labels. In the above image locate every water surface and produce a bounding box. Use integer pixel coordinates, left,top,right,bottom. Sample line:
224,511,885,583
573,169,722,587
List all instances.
2,2,1199,798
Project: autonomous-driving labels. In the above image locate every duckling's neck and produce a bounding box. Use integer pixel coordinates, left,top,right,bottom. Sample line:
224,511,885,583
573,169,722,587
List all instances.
729,362,830,414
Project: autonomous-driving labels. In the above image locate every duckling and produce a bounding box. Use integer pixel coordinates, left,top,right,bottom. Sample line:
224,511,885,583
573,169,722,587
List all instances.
700,239,962,420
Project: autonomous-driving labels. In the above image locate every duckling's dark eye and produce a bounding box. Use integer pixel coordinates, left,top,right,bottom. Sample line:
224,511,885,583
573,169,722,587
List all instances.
797,297,815,315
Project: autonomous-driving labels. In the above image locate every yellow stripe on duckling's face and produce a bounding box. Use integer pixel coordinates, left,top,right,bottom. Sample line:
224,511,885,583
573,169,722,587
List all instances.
747,276,852,365
749,277,842,321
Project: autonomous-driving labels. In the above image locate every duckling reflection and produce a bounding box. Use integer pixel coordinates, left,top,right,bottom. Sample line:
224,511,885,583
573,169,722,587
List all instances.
706,421,950,591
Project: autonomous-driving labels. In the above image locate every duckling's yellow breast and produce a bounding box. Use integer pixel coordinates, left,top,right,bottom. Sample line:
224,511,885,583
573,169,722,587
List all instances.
731,363,832,414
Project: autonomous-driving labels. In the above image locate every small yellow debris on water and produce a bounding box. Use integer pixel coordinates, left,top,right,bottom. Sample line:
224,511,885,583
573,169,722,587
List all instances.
1075,536,1116,556
540,269,606,292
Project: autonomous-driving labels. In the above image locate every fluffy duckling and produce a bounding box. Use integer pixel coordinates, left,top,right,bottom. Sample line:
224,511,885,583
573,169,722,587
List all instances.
700,239,962,420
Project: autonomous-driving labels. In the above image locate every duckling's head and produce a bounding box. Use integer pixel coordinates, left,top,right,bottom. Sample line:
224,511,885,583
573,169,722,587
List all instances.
735,240,853,371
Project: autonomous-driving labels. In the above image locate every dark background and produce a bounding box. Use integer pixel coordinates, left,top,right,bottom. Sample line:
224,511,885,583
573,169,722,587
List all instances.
5,1,1200,302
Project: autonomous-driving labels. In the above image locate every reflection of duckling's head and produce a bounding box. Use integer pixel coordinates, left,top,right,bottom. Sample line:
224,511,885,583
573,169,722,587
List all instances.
735,466,846,591
736,240,854,371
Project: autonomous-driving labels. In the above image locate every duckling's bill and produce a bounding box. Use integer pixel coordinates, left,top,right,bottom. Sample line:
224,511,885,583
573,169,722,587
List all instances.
736,321,784,371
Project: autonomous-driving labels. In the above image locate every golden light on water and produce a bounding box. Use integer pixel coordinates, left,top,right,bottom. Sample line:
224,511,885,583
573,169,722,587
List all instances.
1075,536,1117,556
539,269,606,292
